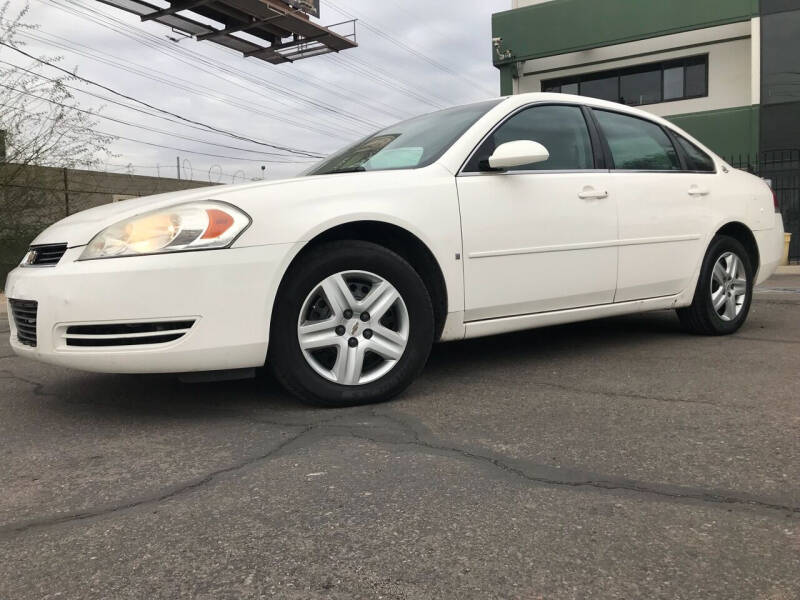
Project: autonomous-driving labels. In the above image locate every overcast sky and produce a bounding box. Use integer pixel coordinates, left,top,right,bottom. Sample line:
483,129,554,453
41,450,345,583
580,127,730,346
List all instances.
4,0,509,182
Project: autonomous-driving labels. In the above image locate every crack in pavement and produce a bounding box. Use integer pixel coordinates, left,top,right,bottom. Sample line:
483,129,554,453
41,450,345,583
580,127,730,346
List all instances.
0,406,372,538
0,370,61,399
0,424,317,538
0,406,797,539
517,379,734,410
369,410,800,516
732,336,800,345
1,364,797,541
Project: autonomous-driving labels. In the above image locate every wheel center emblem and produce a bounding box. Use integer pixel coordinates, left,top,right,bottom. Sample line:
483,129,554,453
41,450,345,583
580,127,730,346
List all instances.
351,322,359,336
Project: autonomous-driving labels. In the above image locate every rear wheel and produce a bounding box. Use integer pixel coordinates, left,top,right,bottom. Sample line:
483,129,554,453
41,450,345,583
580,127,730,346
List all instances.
677,235,754,335
269,241,435,407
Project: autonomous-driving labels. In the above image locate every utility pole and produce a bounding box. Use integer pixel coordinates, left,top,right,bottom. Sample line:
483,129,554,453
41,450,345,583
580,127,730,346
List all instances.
176,156,181,180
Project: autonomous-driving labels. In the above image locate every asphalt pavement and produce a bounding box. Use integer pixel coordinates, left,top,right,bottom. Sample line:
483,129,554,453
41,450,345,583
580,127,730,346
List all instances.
1,275,798,599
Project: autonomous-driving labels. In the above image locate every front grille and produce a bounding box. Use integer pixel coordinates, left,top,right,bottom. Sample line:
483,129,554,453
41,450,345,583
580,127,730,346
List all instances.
25,243,68,266
64,320,195,347
9,299,38,347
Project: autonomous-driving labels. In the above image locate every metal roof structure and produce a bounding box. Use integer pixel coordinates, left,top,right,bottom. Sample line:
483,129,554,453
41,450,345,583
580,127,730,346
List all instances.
95,0,357,64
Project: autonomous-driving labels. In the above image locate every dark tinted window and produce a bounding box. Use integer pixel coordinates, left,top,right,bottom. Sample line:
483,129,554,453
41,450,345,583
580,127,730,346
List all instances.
465,105,594,172
761,9,800,105
620,68,661,106
561,81,579,95
674,135,715,172
685,57,707,98
594,110,680,171
581,75,618,102
543,55,708,107
662,66,684,100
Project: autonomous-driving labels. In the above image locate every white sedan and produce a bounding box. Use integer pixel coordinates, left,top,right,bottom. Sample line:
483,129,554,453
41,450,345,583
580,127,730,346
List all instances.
5,93,785,406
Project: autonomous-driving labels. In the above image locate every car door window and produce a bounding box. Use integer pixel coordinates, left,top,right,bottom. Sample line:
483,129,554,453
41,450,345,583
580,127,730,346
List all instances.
594,109,680,171
465,105,594,172
673,135,716,172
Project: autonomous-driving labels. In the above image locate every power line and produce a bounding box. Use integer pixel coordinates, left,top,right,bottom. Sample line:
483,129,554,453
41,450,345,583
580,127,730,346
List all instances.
45,0,393,131
15,28,366,140
0,57,326,159
63,0,411,122
51,0,440,121
0,81,321,159
323,0,497,97
0,101,317,164
0,40,326,158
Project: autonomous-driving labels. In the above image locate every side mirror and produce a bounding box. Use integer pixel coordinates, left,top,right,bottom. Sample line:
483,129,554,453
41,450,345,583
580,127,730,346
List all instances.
486,140,550,170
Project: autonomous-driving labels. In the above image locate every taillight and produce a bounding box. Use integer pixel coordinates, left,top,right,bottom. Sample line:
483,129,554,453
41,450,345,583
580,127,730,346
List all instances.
772,188,780,212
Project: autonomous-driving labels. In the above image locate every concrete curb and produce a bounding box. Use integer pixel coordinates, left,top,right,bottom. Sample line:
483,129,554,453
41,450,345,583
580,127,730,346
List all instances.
775,265,800,275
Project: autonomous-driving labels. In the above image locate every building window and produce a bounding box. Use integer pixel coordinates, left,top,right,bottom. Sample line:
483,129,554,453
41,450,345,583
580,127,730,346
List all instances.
543,55,708,107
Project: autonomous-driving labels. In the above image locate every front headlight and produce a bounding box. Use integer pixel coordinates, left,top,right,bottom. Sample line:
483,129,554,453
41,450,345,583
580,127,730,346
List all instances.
79,201,251,260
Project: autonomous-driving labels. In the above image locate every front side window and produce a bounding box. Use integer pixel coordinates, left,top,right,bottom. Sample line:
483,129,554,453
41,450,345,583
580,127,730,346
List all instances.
674,135,716,172
594,110,680,171
308,100,501,175
465,104,594,172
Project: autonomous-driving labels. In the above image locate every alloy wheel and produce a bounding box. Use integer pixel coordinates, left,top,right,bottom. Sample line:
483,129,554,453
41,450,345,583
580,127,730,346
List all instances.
297,270,410,385
710,252,747,322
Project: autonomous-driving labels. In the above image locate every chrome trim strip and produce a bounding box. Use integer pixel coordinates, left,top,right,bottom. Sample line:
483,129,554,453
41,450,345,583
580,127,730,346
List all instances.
468,234,703,259
63,329,193,340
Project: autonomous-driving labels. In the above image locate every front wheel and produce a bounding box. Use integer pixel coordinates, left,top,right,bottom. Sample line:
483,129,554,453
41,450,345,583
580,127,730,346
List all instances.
269,241,435,407
677,235,754,335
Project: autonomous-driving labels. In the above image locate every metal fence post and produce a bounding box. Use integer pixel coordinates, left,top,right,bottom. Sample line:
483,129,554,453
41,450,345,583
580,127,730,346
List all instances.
63,168,70,217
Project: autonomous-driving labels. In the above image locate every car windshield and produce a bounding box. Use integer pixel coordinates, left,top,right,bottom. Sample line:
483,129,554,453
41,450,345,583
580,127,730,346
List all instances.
307,100,501,175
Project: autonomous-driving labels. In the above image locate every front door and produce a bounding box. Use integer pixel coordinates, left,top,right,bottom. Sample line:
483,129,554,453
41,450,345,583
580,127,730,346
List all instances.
457,104,618,322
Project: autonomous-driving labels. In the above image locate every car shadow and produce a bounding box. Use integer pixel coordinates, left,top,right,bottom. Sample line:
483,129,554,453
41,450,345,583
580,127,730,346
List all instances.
36,310,687,418
25,311,687,420
425,309,685,374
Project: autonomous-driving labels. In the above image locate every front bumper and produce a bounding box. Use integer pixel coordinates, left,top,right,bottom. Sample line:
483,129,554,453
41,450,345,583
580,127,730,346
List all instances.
5,243,297,373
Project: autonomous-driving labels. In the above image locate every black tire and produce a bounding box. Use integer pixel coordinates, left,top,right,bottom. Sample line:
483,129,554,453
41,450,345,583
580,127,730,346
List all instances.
269,241,435,407
677,235,754,335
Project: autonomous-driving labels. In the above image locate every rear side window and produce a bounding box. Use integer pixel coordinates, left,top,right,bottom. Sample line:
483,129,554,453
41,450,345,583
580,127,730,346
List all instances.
673,135,716,172
465,104,594,172
594,109,680,171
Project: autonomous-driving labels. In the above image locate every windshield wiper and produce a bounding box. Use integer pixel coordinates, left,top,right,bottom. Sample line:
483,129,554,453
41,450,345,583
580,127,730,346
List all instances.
327,166,366,174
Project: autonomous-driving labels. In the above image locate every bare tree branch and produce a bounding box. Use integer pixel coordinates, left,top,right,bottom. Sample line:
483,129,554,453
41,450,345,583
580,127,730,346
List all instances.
0,1,116,186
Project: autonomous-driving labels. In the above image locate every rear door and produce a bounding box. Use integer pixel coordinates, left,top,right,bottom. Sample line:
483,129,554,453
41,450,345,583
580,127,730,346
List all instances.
590,109,713,302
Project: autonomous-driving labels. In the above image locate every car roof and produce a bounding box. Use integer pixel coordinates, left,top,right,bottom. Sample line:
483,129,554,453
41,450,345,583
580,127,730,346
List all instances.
499,92,668,123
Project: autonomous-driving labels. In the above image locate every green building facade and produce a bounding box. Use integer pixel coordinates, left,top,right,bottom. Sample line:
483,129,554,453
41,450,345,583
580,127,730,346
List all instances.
491,0,800,163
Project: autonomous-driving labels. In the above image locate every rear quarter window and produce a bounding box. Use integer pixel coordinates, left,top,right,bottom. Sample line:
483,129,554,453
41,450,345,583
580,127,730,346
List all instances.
673,135,716,172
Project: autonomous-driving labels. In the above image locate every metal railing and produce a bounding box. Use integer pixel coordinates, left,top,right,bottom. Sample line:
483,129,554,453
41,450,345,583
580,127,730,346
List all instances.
726,150,799,262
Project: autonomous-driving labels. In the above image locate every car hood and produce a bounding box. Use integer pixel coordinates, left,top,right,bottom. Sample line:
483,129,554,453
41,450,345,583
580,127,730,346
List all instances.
30,172,396,247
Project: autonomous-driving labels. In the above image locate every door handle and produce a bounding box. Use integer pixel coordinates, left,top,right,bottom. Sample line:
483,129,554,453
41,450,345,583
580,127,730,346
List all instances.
688,186,710,197
578,188,609,200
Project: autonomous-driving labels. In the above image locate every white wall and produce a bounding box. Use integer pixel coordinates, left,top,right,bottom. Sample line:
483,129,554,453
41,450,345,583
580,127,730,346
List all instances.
516,21,755,116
